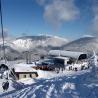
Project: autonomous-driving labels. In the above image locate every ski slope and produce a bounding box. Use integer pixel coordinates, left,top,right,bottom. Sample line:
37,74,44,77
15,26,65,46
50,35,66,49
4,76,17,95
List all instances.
0,54,98,98
0,71,98,98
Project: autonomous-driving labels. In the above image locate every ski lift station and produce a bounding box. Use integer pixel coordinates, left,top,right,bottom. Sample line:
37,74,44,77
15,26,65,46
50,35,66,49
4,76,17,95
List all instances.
48,50,88,65
32,50,88,71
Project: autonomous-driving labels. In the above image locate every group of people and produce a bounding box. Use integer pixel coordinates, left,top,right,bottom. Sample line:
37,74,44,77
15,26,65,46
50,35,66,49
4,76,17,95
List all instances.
68,64,90,71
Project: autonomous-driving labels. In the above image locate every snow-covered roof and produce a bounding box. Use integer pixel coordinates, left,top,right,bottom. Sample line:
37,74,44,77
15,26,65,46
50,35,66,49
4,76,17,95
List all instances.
14,64,34,72
15,66,34,72
14,63,36,67
49,50,86,59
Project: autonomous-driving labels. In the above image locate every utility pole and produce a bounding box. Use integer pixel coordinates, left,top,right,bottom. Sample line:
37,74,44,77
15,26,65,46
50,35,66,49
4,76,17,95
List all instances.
25,51,29,64
24,51,32,64
0,0,6,63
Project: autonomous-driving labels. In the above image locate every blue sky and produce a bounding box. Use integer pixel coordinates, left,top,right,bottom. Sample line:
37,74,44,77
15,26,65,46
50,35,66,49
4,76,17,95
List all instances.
0,0,98,39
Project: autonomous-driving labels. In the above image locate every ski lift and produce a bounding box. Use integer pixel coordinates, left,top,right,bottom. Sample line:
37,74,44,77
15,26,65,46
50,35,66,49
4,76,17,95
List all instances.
0,0,9,78
0,0,17,91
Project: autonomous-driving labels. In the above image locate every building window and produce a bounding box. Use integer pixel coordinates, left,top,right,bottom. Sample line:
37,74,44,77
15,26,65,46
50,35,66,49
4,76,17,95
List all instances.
78,54,87,60
24,75,26,78
16,74,19,79
30,74,32,78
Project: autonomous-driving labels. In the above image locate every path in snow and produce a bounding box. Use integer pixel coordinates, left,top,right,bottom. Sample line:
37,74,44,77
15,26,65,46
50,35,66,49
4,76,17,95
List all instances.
1,72,98,98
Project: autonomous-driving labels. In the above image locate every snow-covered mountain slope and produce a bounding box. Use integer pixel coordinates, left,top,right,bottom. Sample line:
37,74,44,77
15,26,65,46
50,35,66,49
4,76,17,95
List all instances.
1,71,98,98
11,35,68,52
0,45,21,60
0,35,68,60
62,36,98,53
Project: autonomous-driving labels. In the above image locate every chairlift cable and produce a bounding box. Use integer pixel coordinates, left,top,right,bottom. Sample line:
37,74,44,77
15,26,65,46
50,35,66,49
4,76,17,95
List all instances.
0,0,17,82
0,0,6,64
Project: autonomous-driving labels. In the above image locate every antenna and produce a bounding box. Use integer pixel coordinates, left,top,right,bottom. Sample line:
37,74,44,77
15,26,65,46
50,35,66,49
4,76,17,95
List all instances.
0,0,6,63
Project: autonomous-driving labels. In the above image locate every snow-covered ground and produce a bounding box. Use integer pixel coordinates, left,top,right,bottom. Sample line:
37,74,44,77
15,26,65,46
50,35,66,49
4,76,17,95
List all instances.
13,62,91,79
0,55,98,98
0,70,98,98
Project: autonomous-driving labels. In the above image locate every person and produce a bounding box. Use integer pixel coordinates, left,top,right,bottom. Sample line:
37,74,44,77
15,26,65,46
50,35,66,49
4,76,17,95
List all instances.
2,80,9,92
75,67,78,71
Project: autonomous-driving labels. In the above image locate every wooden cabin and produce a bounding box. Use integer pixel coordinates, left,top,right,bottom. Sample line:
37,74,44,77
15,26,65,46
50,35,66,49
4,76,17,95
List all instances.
15,72,38,80
14,66,38,80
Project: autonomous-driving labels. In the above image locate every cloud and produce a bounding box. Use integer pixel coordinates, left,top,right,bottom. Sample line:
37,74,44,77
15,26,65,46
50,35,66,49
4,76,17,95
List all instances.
36,0,79,28
0,28,9,38
83,34,94,38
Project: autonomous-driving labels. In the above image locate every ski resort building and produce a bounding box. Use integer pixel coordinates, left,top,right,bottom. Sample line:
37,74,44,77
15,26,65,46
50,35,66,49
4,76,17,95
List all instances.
32,50,88,71
48,50,88,69
15,72,38,80
32,59,55,71
49,50,88,62
32,57,69,71
14,66,38,80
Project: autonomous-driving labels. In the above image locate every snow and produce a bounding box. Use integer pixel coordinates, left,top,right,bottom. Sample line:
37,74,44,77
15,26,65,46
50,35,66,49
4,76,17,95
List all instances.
10,35,68,52
0,54,98,98
12,39,33,51
12,62,90,79
13,63,36,72
46,84,55,98
35,69,90,79
1,71,98,98
0,79,23,95
17,78,36,85
62,83,75,90
63,36,98,54
49,50,85,59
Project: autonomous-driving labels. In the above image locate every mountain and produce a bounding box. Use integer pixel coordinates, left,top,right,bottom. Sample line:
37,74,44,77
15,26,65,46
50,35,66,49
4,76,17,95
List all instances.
10,35,68,52
62,36,98,54
1,36,98,60
0,35,68,60
0,45,22,61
